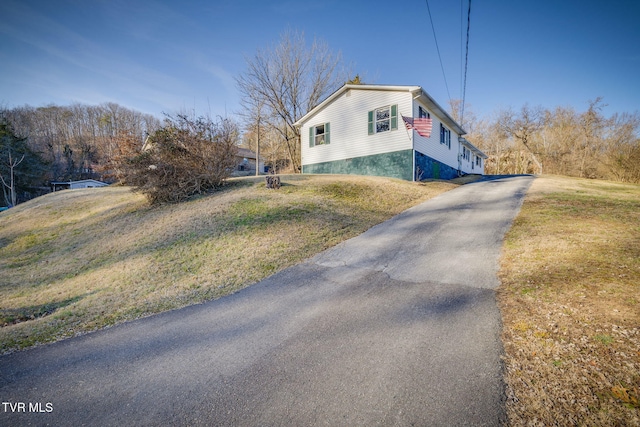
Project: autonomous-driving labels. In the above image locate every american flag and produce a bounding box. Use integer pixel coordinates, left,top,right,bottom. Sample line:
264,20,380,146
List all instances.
402,115,433,138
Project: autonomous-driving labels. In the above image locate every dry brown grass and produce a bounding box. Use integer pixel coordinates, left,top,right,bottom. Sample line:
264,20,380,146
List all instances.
0,174,456,353
498,175,640,426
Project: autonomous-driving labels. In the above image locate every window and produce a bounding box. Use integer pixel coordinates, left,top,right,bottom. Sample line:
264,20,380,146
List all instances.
476,155,482,167
440,124,451,148
462,146,470,161
368,104,398,135
309,122,330,147
418,106,430,119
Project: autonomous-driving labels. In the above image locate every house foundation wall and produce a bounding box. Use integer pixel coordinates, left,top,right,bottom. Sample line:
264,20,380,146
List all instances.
302,149,413,181
414,151,459,180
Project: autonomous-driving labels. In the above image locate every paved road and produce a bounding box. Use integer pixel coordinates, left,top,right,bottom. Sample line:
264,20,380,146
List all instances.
0,175,533,426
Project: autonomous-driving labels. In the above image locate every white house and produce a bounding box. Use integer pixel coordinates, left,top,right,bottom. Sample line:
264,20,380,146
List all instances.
294,84,487,181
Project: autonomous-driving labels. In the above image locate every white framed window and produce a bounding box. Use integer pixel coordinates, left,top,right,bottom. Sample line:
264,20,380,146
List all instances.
440,124,451,148
462,146,470,161
418,106,430,119
475,155,482,167
368,104,398,135
309,122,330,147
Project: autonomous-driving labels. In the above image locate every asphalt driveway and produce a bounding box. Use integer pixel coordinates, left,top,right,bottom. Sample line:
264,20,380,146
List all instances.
0,175,533,426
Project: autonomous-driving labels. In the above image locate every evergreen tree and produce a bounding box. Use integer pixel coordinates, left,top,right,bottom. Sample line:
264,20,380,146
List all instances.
0,120,47,206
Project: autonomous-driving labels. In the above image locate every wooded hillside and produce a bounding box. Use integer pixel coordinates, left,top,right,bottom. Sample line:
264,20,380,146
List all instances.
1,103,160,202
458,99,640,182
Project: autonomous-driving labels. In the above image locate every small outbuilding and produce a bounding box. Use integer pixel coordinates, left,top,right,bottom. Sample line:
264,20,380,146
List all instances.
234,147,265,175
294,84,487,181
51,179,109,192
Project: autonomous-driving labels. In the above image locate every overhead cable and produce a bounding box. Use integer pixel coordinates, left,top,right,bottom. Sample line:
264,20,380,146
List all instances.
425,0,451,105
461,0,471,127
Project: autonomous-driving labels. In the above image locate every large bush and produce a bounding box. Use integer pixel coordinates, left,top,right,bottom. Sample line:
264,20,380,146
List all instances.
125,115,239,204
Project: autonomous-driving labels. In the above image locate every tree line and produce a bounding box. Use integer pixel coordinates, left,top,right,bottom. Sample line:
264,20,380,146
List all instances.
3,103,160,180
0,105,243,205
0,31,346,206
235,30,640,184
454,98,640,182
2,30,638,207
0,103,161,204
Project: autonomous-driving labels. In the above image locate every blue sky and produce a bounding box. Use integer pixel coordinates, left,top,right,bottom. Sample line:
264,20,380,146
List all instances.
1,0,639,121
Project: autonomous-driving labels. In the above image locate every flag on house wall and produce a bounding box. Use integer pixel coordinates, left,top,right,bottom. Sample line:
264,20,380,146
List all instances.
402,115,433,138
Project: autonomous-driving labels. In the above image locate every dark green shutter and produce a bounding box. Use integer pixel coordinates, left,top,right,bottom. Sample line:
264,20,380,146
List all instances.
368,110,374,135
309,126,314,147
390,104,398,130
325,122,330,144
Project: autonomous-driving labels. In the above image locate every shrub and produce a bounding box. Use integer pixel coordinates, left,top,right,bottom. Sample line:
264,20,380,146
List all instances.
124,115,239,204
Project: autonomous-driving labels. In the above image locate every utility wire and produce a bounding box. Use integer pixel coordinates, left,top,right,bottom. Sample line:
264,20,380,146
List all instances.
461,0,471,127
460,0,464,110
425,0,451,105
458,0,464,107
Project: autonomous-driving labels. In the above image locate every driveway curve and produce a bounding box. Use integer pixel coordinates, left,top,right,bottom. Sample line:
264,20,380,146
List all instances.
0,175,533,426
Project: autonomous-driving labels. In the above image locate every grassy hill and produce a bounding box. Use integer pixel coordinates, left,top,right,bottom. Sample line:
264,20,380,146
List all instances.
2,173,638,424
0,175,456,353
498,175,640,425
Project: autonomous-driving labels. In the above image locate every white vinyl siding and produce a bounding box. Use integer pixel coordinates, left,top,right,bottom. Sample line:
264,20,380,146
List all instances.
298,85,484,177
412,101,461,170
458,140,484,174
301,89,412,166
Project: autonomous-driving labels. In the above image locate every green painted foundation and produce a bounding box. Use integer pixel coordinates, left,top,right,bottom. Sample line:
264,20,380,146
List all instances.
414,151,459,180
302,149,414,181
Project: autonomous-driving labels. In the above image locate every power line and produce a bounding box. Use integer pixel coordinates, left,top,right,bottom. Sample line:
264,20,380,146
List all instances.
460,0,464,110
425,0,451,104
461,0,471,127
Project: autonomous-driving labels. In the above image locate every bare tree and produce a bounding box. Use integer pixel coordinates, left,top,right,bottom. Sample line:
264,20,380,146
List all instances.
499,104,544,174
4,103,160,184
236,30,344,172
576,98,608,178
603,112,640,182
541,106,579,176
448,98,640,181
0,150,24,207
0,119,46,206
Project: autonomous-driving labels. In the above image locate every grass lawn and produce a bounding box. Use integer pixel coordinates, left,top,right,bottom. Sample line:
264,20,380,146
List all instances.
4,172,637,424
0,174,456,353
498,175,640,425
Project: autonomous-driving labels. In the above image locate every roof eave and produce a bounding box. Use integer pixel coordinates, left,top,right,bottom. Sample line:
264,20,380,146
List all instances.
294,84,467,137
294,84,424,128
411,88,466,135
459,137,488,158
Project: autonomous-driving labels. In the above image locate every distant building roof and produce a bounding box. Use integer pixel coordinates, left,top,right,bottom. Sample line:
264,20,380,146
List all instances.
237,147,262,161
50,179,108,185
51,179,109,190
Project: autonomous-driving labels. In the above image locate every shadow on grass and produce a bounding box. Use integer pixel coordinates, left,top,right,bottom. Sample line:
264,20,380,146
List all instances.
0,294,88,326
